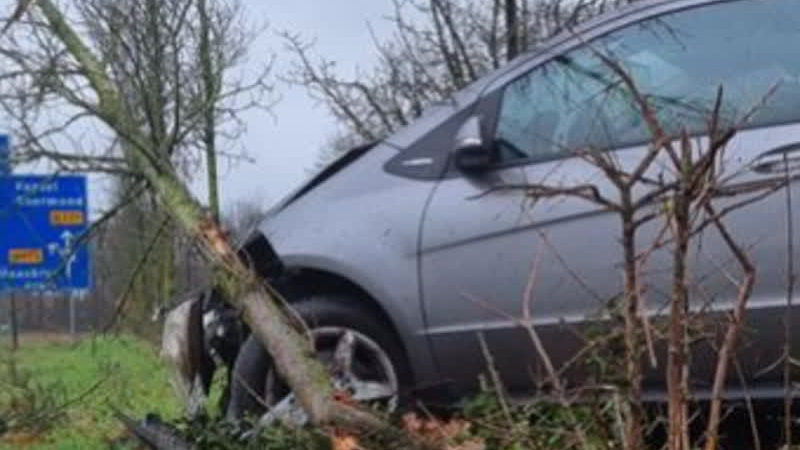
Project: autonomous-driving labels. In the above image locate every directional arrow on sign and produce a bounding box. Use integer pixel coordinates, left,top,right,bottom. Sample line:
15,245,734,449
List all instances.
61,230,74,248
46,230,78,281
0,174,90,292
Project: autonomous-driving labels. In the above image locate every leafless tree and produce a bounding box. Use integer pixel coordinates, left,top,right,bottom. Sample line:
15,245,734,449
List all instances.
0,2,440,448
20,0,269,334
284,0,639,164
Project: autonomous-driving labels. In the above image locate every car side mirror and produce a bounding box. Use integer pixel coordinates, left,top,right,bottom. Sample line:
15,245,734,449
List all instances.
452,115,492,173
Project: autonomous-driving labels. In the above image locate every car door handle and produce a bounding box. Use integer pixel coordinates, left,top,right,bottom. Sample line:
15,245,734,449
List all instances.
752,143,800,174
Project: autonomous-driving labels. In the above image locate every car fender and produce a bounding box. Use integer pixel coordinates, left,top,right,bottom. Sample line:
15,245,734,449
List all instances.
256,143,443,390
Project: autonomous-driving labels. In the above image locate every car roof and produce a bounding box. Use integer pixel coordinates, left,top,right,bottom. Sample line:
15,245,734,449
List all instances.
515,0,680,62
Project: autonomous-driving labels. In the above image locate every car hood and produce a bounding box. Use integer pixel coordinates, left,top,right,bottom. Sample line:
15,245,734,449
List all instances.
233,140,380,249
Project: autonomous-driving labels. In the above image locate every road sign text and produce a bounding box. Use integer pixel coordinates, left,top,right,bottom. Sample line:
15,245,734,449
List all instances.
0,175,90,292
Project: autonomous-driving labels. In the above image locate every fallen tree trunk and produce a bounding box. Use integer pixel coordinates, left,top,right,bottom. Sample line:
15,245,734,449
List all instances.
31,0,425,441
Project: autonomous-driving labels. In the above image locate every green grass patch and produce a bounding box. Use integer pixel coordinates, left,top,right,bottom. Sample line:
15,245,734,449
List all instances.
0,334,182,450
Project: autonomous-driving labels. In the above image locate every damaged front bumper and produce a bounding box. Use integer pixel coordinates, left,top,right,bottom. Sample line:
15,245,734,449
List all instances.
158,287,249,416
157,232,279,416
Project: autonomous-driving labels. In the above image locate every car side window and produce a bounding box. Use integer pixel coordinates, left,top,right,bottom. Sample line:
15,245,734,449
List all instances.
494,0,800,163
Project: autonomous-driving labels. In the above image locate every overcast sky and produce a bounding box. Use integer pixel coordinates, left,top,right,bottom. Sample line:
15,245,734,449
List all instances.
0,0,396,218
190,0,394,215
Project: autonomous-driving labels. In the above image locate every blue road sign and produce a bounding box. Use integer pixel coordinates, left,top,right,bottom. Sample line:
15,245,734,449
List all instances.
0,175,90,292
0,135,9,175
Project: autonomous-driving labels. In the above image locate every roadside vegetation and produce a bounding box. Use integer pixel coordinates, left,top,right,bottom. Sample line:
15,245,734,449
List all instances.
0,334,180,449
0,333,604,450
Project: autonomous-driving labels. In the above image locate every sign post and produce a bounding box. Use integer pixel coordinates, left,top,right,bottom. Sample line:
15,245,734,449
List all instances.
69,294,76,336
0,135,8,175
0,135,13,349
9,293,17,350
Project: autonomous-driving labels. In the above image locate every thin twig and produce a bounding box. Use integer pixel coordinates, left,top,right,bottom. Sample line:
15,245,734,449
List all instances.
783,151,796,449
102,217,171,333
520,237,592,450
733,356,761,450
475,331,514,428
702,201,756,450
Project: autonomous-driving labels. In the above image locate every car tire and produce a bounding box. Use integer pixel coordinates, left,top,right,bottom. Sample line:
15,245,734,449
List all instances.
225,294,411,421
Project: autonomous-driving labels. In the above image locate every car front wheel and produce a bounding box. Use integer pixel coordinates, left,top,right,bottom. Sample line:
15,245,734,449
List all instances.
225,295,410,424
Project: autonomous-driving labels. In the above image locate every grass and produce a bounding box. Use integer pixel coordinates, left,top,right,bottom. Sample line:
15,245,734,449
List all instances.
0,333,183,450
0,333,614,450
0,334,649,450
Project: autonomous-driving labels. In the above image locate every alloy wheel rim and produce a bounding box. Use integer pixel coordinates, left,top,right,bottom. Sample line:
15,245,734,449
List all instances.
259,326,399,426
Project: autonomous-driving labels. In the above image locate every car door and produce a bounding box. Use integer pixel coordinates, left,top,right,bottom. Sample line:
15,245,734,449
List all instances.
420,0,800,398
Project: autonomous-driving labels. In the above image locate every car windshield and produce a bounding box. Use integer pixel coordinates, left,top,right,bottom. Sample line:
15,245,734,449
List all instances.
495,0,800,160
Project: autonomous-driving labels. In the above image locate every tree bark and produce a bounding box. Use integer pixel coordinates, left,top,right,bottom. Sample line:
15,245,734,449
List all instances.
504,0,520,60
667,181,691,450
620,199,645,450
198,0,221,221
161,225,176,320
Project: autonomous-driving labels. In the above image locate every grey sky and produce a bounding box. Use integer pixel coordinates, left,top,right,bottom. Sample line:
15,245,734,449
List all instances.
192,0,394,214
0,0,395,218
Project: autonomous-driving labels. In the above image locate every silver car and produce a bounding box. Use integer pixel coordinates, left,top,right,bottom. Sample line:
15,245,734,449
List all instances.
163,0,800,419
